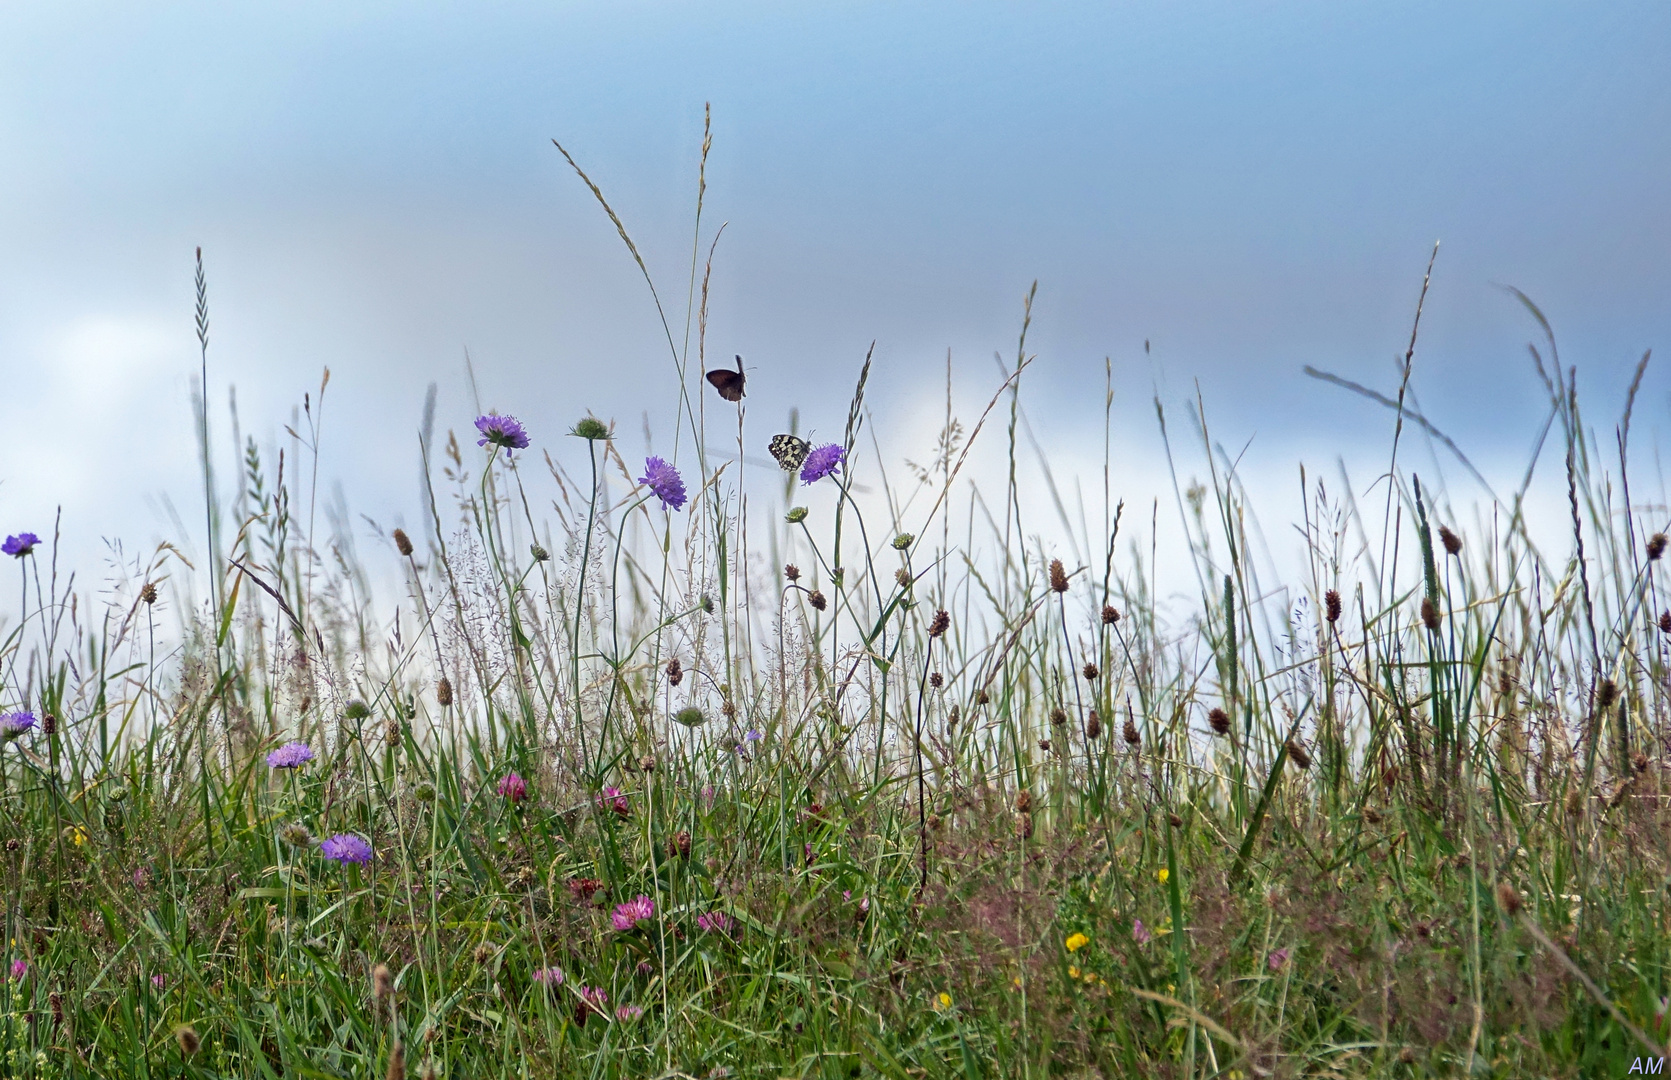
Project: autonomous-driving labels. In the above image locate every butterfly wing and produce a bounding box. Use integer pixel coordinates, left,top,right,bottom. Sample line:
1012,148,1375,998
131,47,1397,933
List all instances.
705,354,746,402
768,434,810,472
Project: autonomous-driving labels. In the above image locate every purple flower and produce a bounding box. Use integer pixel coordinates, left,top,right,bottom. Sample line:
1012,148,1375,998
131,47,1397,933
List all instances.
319,834,373,865
0,712,36,740
475,413,530,455
615,1004,644,1022
2,534,39,558
579,985,608,1014
1132,919,1152,945
611,895,655,931
532,966,564,987
638,456,687,511
743,729,762,744
799,444,845,485
497,772,528,803
8,960,25,980
596,786,630,817
1268,947,1290,971
265,741,314,769
696,911,734,935
150,973,165,989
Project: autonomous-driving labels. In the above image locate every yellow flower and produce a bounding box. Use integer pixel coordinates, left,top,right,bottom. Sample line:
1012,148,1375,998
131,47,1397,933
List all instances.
1012,975,1023,988
1065,932,1090,952
1157,867,1169,884
934,992,952,1010
65,826,87,848
1067,965,1081,978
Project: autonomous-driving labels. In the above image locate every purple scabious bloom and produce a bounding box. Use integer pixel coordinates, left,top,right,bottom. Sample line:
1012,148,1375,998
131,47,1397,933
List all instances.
1,534,39,558
638,457,687,511
0,712,36,740
265,741,314,769
475,413,530,455
611,895,655,931
497,772,528,803
320,834,373,865
799,444,845,485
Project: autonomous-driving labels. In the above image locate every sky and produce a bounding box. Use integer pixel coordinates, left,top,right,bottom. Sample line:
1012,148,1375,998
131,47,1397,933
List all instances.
2,1,1669,594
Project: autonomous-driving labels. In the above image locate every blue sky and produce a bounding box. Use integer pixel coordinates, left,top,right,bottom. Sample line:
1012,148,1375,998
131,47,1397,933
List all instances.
2,1,1669,577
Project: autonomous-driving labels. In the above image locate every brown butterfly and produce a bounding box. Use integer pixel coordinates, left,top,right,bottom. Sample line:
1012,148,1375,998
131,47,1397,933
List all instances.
706,354,746,402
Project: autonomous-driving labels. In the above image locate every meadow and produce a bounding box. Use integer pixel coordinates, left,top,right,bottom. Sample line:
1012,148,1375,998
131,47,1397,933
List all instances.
1,140,1668,1079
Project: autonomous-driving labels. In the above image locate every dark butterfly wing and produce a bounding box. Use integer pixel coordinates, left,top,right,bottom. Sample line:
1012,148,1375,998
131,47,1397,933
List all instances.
768,434,810,471
706,354,746,402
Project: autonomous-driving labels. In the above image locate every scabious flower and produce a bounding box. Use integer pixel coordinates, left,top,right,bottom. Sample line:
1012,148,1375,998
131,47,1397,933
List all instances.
1132,919,1152,945
320,834,373,865
638,457,687,511
743,729,762,745
611,895,655,931
0,712,36,740
1268,947,1290,971
2,534,39,558
596,786,630,817
799,443,846,485
265,741,314,769
615,1004,644,1022
497,772,528,804
475,413,530,455
696,911,734,935
532,966,564,987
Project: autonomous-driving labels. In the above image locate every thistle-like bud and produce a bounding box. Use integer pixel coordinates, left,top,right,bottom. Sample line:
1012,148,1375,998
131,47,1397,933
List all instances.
344,700,371,721
808,591,827,612
1082,662,1099,681
1123,717,1140,747
639,753,657,772
392,529,414,557
140,582,159,605
665,657,683,687
1438,525,1462,556
891,533,914,550
42,713,56,737
928,672,943,689
786,506,808,524
669,830,692,858
1324,589,1342,624
570,416,611,441
1208,707,1231,735
413,781,436,803
1101,605,1120,625
530,543,550,562
785,564,801,582
1597,678,1618,710
437,677,454,706
1420,597,1441,632
1049,559,1069,594
1086,711,1102,739
1650,533,1668,561
1049,708,1067,727
699,595,714,614
176,1025,201,1057
1284,739,1312,770
895,568,912,588
674,707,705,728
280,823,314,849
928,609,950,639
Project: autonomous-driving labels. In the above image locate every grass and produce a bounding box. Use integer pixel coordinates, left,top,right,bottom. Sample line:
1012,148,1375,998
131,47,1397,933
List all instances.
0,132,1668,1079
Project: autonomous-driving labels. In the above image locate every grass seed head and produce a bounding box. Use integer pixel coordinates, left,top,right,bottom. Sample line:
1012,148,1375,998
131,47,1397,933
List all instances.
1086,711,1102,739
808,590,827,611
392,528,413,557
373,964,394,1000
140,581,159,605
1596,678,1618,709
784,563,800,581
665,657,683,686
436,677,453,706
386,1041,406,1080
1081,661,1099,681
1496,881,1522,917
1438,525,1462,556
1101,604,1120,625
1208,707,1231,735
1049,707,1067,727
1049,559,1069,594
929,672,943,688
1285,739,1312,770
1123,717,1140,746
1420,597,1441,631
1324,588,1342,624
928,609,950,638
175,1025,201,1057
1650,532,1668,560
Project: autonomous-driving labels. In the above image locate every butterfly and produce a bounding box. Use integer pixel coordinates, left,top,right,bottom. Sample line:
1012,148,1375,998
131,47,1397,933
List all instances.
768,434,811,472
706,354,746,402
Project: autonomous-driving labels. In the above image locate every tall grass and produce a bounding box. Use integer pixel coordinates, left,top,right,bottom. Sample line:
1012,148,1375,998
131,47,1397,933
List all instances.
0,132,1667,1079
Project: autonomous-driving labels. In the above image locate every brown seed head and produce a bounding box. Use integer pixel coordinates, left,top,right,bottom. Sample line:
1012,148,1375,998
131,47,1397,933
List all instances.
385,718,401,749
1565,789,1585,817
1122,717,1140,747
1661,611,1671,635
1038,738,1052,752
1049,707,1067,727
639,753,657,772
436,677,453,707
386,1041,407,1080
785,563,800,582
1167,812,1183,828
1048,559,1069,594
721,699,736,718
976,689,990,706
1208,707,1231,735
1101,604,1120,625
392,528,414,557
1081,661,1099,681
176,1025,201,1057
1650,533,1668,561
1324,589,1342,624
4,839,19,853
928,672,943,689
1438,525,1462,556
669,830,692,859
373,964,394,1000
665,657,683,686
472,942,495,966
1495,881,1523,917
1014,812,1034,840
1086,711,1102,739
1284,739,1312,770
947,705,960,729
1420,596,1441,631
1015,791,1032,813
42,712,56,736
808,590,827,611
1596,678,1618,710
140,582,159,605
1633,751,1650,774
928,609,950,639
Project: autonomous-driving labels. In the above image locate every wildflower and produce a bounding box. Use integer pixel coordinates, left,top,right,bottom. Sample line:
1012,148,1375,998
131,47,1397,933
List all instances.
933,992,952,1011
66,825,87,847
697,910,734,935
674,707,705,728
1132,919,1151,944
808,589,827,611
615,1004,644,1022
265,741,314,769
320,834,373,865
1650,533,1669,560
497,773,528,804
743,729,763,745
532,966,564,987
1049,559,1069,593
175,1024,201,1056
0,712,36,740
1324,588,1342,624
668,830,692,858
785,506,808,524
1438,525,1462,556
1065,932,1090,952
891,533,913,550
2,533,39,558
567,877,603,902
575,985,609,1026
279,823,313,849
785,564,801,582
475,413,530,454
1082,661,1099,681
612,895,655,931
1208,707,1231,735
392,528,414,556
665,657,683,686
928,609,950,638
8,959,25,980
151,973,166,989
1156,868,1169,885
596,787,630,817
638,456,688,511
132,866,149,889
1101,604,1120,625
799,443,846,484
570,416,611,441
1267,947,1290,971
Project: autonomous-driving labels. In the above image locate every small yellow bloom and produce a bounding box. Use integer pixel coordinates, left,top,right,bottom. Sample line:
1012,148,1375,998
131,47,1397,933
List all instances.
66,826,87,848
1012,976,1023,988
1068,965,1080,978
1065,932,1090,952
1157,867,1169,884
935,992,952,1010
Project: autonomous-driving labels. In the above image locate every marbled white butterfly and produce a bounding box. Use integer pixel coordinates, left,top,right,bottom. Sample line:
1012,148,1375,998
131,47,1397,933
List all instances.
768,434,810,472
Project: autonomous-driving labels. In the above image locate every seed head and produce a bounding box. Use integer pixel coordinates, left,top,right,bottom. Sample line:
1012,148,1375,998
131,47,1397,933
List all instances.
808,590,827,611
41,713,56,737
1049,559,1069,594
895,567,912,588
279,823,313,849
1101,604,1120,625
413,781,436,803
373,964,394,1000
1015,791,1032,813
1082,661,1099,681
785,506,808,524
1633,751,1650,774
1208,707,1231,735
891,533,913,550
569,416,611,441
1049,708,1067,727
175,1025,201,1057
1123,717,1140,746
1420,597,1441,632
1596,678,1618,710
784,564,800,582
1661,611,1671,635
1438,525,1462,556
3,839,17,853
669,830,692,859
1565,788,1585,817
1650,533,1669,561
472,942,495,966
674,707,705,728
386,1041,406,1080
343,700,371,721
1086,711,1102,739
976,690,990,706
699,595,715,614
385,718,402,748
928,672,943,689
1324,589,1342,624
140,582,159,605
928,609,950,638
1284,739,1312,770
665,657,683,686
947,705,960,729
1495,881,1522,917
638,753,656,772
530,543,550,562
1038,738,1052,752
392,529,414,557
437,677,454,706
1014,813,1033,840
